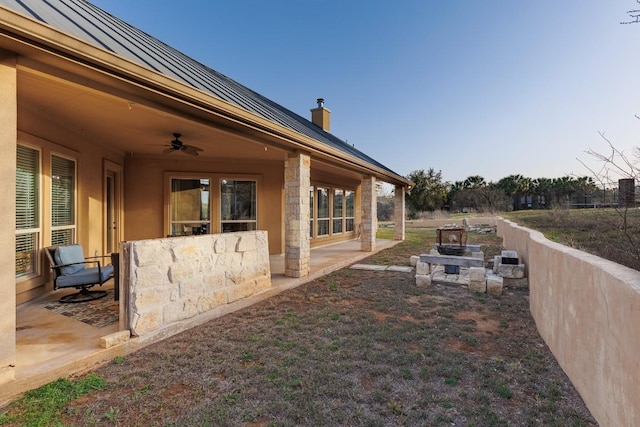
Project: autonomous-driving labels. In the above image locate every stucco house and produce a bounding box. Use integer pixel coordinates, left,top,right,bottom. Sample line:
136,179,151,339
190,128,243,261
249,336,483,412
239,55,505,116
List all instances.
0,0,411,389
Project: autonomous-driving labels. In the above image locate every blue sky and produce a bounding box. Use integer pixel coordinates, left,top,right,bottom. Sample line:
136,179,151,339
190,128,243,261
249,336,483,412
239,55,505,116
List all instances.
90,0,640,184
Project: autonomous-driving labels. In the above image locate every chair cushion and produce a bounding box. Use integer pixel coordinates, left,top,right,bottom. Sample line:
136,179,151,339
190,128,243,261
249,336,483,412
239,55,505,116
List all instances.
55,265,114,288
54,245,86,276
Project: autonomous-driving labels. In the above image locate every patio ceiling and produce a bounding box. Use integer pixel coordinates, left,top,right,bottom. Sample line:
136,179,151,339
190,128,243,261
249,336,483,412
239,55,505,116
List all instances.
18,68,289,162
17,66,366,183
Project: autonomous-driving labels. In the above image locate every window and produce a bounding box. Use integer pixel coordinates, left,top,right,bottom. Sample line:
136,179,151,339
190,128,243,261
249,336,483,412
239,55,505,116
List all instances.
221,179,257,232
333,189,343,234
167,175,259,235
309,185,355,239
316,187,329,236
16,145,40,278
170,178,210,236
51,155,76,245
309,186,314,238
345,190,355,232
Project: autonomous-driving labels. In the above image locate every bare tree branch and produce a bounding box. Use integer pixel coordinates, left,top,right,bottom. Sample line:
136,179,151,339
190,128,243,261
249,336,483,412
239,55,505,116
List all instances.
581,132,639,188
621,0,640,24
579,125,640,264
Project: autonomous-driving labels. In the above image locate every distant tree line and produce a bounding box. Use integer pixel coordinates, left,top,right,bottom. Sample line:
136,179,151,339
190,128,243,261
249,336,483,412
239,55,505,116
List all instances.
403,168,601,218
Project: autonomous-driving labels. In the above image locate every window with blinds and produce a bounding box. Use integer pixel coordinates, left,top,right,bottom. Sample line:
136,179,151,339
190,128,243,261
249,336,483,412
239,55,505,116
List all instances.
16,145,40,278
51,155,76,245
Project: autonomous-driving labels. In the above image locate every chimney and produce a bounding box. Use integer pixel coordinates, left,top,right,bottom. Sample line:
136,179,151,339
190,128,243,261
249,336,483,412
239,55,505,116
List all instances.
310,98,331,132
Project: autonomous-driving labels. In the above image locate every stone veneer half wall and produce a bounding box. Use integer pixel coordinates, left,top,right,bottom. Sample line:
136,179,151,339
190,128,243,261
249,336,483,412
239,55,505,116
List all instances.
122,231,271,337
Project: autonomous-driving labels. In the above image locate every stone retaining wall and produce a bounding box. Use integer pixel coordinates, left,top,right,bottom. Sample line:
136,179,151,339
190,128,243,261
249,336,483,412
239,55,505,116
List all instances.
497,218,640,426
122,231,271,337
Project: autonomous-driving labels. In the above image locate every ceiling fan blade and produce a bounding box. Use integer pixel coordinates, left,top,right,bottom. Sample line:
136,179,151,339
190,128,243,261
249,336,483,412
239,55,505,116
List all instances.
162,147,176,154
183,146,200,156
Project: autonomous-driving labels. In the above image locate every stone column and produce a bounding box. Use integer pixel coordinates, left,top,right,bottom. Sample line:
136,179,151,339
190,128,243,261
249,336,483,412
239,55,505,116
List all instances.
0,51,17,385
284,152,310,278
394,185,405,241
361,176,377,252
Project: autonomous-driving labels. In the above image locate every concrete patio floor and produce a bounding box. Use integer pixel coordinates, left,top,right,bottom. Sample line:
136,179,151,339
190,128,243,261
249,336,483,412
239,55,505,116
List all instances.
2,238,401,406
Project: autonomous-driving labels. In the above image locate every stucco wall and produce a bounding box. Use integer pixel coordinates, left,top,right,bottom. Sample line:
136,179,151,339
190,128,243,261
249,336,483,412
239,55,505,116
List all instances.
123,231,271,337
0,51,17,384
497,218,640,426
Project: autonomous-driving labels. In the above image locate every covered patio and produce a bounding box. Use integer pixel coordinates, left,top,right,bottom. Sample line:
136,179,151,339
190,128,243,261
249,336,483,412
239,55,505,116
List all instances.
0,0,412,403
2,237,401,405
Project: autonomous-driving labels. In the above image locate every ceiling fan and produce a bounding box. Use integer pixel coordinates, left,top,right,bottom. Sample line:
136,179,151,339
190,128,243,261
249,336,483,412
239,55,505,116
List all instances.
163,133,203,156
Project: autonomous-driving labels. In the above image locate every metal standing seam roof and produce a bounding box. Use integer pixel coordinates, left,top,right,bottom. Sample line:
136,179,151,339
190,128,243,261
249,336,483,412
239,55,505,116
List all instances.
0,0,406,181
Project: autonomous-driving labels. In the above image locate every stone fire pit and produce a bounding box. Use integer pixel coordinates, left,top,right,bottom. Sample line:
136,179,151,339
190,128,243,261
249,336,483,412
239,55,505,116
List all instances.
436,227,467,273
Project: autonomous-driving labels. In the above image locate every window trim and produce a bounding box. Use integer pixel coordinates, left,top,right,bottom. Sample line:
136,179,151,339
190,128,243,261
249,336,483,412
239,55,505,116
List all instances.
332,188,344,235
316,186,330,237
50,153,77,246
167,175,212,237
309,185,315,238
309,183,356,240
345,189,355,232
165,172,261,236
220,177,258,233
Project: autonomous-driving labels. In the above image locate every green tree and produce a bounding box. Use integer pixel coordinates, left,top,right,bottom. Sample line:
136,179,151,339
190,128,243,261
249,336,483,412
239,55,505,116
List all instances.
449,176,484,212
446,180,464,210
520,176,534,208
449,176,507,213
551,176,577,206
497,174,527,210
574,176,597,206
463,175,486,189
475,182,508,213
533,177,553,208
405,168,448,215
377,193,394,221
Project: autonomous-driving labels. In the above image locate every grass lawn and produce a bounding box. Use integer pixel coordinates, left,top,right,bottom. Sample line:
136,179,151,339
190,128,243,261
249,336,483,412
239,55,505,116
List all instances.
1,227,596,426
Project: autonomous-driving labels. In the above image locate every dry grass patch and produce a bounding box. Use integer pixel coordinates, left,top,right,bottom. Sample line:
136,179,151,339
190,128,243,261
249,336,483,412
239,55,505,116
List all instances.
507,208,640,270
